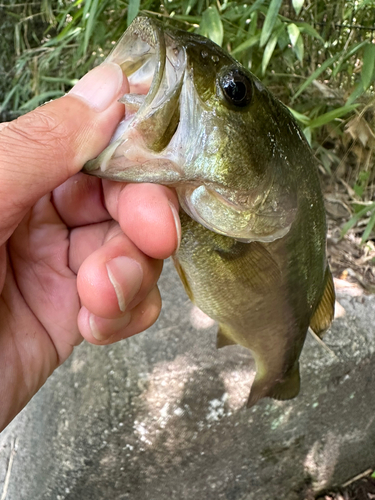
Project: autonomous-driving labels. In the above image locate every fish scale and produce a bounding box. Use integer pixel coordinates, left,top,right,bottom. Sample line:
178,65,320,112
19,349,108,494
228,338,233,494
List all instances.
83,16,335,407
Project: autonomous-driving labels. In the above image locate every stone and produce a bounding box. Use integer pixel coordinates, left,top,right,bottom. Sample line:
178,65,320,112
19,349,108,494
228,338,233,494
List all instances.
0,259,375,500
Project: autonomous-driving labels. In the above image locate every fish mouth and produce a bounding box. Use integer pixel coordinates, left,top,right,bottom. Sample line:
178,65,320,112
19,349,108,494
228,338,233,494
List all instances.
84,17,187,178
83,17,297,243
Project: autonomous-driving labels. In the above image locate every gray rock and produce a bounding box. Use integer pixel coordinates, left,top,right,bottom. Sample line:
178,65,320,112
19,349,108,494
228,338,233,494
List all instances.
1,259,375,500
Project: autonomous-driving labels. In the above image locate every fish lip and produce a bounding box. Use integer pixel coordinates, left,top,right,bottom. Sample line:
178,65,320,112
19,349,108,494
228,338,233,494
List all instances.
108,16,166,103
105,17,186,149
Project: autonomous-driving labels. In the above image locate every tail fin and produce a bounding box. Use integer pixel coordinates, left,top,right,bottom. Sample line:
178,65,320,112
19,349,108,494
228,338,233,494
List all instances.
247,363,301,408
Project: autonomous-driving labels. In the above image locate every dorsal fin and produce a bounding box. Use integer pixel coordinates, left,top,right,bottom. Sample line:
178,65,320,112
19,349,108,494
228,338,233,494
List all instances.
310,266,335,338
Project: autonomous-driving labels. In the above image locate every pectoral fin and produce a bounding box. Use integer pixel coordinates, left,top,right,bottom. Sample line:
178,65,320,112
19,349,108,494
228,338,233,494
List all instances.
310,266,335,337
172,256,194,303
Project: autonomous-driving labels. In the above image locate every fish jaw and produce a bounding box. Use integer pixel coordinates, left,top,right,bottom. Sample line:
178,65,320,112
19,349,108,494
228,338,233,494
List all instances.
83,16,299,243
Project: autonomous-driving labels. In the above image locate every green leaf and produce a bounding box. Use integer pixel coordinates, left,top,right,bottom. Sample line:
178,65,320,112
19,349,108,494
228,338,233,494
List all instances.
361,206,375,242
287,23,304,62
200,5,224,46
296,22,324,43
84,0,99,55
231,34,260,56
294,33,304,63
292,53,341,101
248,0,266,15
287,107,310,125
0,85,19,113
347,81,365,106
20,91,65,111
262,32,278,74
332,40,369,78
287,23,300,47
127,0,140,26
307,104,358,129
260,0,282,47
303,127,312,145
292,0,304,15
361,43,375,90
341,204,372,237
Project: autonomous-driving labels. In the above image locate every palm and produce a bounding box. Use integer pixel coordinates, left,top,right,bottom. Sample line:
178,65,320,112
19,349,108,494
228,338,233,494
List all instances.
0,173,179,430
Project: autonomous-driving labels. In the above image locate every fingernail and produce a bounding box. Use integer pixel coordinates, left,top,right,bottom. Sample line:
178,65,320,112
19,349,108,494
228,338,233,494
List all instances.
168,201,181,253
90,312,132,341
69,63,126,112
106,256,143,313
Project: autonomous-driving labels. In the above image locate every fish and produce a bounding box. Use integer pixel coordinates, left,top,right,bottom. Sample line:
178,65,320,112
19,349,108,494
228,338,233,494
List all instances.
83,16,335,407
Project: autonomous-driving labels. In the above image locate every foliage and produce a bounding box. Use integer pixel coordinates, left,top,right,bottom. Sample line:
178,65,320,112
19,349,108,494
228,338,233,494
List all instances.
0,0,375,239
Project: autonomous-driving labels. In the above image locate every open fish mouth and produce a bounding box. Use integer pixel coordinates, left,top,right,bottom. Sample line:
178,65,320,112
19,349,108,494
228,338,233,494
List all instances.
84,17,187,180
83,17,297,243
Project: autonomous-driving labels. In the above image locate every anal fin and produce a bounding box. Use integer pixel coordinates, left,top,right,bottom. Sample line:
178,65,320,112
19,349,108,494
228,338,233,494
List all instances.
217,326,237,349
310,266,335,337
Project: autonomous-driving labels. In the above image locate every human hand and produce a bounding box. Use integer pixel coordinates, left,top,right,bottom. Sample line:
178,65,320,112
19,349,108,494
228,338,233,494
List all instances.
0,63,180,431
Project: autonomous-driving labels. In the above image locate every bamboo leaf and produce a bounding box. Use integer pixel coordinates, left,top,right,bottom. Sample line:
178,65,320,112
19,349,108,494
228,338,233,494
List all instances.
361,206,375,242
127,0,140,26
260,0,282,47
292,0,304,15
361,43,375,90
83,0,99,55
303,127,312,145
287,23,300,47
231,34,260,56
0,86,19,113
332,39,369,78
248,0,266,15
287,24,304,62
294,33,304,63
20,91,65,111
347,81,365,106
288,107,310,125
307,104,358,129
341,204,374,237
262,32,278,74
295,22,324,42
200,5,223,46
292,53,341,101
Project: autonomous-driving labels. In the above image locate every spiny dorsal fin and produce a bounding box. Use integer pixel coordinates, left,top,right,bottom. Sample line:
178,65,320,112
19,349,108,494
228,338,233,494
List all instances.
217,326,237,349
310,266,335,338
247,363,301,408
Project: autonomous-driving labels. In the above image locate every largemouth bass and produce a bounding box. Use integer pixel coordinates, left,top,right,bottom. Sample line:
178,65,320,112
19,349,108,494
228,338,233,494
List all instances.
83,16,335,407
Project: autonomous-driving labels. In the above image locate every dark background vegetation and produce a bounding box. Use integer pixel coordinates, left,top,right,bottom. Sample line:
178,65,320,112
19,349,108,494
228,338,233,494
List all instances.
0,0,375,242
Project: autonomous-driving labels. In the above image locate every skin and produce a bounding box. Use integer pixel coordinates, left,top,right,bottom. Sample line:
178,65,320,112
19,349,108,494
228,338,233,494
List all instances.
0,62,180,431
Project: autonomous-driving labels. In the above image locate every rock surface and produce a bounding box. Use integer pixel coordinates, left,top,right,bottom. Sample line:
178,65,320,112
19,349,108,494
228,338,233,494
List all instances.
1,259,375,500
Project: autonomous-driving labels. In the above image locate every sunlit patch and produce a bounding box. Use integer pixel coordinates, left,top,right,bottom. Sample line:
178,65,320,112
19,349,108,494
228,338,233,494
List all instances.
205,393,228,422
189,305,216,330
304,427,368,491
334,300,346,319
334,277,364,297
133,357,197,448
304,432,340,490
220,367,255,411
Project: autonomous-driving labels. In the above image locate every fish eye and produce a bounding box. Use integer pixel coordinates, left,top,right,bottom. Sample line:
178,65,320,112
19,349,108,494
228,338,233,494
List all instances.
220,69,252,107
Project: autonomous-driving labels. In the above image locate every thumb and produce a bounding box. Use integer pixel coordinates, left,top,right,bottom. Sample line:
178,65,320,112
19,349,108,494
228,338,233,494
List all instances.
0,62,127,237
